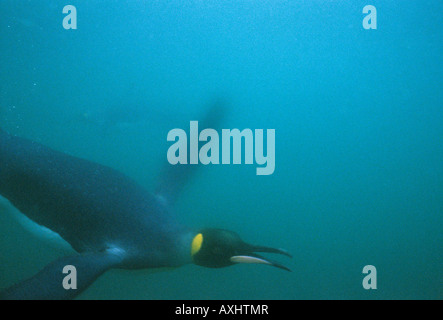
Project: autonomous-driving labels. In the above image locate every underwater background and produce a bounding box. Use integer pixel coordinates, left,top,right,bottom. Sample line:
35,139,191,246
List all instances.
0,0,441,299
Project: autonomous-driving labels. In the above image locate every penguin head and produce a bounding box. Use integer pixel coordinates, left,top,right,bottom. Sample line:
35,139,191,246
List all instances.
190,228,291,271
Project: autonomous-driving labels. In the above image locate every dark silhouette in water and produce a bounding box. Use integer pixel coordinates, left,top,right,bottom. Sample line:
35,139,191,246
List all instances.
0,105,290,300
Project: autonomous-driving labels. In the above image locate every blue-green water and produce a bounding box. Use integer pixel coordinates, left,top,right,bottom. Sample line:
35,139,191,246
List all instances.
0,1,442,299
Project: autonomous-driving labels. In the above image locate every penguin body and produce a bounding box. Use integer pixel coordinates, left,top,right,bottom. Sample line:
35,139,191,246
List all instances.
0,130,193,268
0,130,194,299
0,122,290,299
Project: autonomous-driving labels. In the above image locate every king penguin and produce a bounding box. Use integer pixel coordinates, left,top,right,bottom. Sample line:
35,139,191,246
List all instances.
0,115,290,300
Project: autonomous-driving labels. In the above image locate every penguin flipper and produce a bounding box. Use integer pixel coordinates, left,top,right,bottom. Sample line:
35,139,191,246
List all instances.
0,252,122,300
155,98,227,206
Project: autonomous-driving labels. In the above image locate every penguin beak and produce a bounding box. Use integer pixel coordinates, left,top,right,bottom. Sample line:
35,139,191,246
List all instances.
230,245,292,272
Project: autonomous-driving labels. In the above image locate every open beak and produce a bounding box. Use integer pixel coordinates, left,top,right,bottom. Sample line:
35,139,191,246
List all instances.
230,245,292,272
